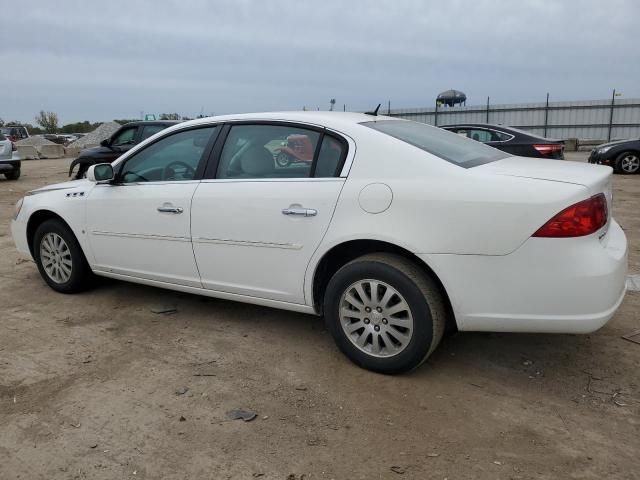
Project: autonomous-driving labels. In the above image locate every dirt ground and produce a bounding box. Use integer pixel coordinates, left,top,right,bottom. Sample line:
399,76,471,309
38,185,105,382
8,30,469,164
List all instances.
1,154,638,480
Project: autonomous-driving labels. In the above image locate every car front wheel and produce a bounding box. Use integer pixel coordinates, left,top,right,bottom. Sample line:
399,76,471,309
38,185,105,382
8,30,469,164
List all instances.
324,253,447,374
33,219,93,293
614,151,640,174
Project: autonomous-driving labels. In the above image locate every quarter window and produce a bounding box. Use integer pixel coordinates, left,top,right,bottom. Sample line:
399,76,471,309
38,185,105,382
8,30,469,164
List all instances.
119,127,216,183
314,135,346,177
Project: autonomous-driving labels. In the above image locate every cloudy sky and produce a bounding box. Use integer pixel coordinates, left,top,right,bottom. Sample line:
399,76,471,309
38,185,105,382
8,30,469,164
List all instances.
2,0,639,124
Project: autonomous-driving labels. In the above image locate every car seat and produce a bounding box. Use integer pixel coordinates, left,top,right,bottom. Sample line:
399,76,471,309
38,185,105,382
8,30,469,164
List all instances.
239,145,275,177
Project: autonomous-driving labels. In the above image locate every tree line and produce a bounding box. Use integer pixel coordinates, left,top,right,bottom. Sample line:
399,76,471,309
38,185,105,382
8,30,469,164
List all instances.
0,111,198,135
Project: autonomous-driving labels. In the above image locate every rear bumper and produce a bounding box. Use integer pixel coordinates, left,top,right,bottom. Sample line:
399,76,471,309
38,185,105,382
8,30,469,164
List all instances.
420,219,628,333
0,160,20,173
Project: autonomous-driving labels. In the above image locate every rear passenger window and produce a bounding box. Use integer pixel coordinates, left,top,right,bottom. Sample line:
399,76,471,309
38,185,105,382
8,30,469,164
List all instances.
314,135,346,177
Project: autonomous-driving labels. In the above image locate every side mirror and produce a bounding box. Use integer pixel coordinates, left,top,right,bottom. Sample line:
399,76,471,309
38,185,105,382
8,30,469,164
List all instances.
100,139,110,147
87,163,114,183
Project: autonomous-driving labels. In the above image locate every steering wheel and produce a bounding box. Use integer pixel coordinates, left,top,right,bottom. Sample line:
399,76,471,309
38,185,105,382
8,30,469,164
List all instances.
163,161,196,181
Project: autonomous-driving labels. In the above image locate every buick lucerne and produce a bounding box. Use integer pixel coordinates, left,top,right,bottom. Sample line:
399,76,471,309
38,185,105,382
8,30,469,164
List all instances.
11,112,628,373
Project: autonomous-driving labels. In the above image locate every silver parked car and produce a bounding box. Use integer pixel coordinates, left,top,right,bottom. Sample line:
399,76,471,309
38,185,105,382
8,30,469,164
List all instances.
0,133,21,180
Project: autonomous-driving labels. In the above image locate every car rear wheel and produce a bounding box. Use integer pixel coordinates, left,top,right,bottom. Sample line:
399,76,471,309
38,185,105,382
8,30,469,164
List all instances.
5,168,20,180
33,219,93,293
324,253,446,374
614,151,640,174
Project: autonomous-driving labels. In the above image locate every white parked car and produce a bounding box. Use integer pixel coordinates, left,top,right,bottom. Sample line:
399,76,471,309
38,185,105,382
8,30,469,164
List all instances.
11,112,628,373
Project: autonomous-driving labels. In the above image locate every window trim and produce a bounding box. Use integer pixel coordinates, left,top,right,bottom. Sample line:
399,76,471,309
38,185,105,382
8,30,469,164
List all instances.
200,120,349,181
113,125,220,184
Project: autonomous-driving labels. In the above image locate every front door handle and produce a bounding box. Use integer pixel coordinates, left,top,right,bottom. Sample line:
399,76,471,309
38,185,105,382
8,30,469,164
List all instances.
282,207,317,217
157,205,183,214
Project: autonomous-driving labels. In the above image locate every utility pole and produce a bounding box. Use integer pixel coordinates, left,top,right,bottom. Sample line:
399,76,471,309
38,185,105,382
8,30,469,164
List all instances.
544,92,550,137
608,88,620,142
486,96,490,123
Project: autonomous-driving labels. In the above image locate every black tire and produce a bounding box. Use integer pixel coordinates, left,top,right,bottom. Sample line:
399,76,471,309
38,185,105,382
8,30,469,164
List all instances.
5,168,20,180
324,253,447,374
275,152,291,167
33,219,93,293
613,151,640,174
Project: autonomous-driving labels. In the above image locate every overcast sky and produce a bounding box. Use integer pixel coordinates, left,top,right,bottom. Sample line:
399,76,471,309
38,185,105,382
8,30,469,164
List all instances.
2,0,639,124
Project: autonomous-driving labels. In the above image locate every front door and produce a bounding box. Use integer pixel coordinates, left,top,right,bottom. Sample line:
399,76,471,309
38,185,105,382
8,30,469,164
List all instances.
191,123,348,304
86,125,218,287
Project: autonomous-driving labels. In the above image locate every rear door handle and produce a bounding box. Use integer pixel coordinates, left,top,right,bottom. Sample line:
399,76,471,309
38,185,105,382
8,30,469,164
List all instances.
157,205,183,214
282,207,317,217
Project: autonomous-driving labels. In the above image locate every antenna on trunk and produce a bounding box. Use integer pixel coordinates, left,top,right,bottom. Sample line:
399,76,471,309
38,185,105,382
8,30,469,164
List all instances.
365,104,381,116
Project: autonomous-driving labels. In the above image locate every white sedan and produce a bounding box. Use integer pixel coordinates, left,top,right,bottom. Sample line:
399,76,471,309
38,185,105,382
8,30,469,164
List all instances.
11,112,628,373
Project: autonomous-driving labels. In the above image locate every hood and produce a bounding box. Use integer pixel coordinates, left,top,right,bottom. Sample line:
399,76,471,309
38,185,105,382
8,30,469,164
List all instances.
79,145,107,157
28,179,90,195
476,156,611,195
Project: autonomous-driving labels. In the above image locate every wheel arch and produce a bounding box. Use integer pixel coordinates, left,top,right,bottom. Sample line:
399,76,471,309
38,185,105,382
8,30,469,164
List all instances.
311,239,457,331
26,210,76,258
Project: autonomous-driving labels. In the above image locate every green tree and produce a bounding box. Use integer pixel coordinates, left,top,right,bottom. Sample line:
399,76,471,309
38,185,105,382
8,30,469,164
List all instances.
159,113,180,120
35,111,59,133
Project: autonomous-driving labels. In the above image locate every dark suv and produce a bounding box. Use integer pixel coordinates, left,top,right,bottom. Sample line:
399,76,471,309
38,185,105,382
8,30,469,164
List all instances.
69,120,180,178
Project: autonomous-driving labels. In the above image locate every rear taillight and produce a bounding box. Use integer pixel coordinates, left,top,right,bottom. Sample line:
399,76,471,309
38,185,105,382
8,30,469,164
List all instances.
11,141,16,151
533,193,608,238
533,144,563,156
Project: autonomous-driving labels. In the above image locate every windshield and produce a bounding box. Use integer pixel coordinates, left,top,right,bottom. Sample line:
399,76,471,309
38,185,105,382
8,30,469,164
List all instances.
361,120,509,168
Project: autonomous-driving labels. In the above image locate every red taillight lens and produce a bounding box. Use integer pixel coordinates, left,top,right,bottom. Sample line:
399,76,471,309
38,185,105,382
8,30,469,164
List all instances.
533,144,563,156
533,193,608,238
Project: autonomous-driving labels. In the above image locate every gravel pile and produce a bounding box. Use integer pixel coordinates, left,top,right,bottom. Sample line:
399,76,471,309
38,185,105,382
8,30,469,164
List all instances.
69,122,121,148
16,135,56,147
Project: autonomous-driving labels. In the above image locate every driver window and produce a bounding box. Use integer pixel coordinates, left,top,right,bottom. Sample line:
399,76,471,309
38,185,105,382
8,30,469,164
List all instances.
120,126,216,183
111,127,138,146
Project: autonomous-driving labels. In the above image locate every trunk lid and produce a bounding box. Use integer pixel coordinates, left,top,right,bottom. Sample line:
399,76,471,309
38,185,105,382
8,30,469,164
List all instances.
477,156,611,196
476,157,614,237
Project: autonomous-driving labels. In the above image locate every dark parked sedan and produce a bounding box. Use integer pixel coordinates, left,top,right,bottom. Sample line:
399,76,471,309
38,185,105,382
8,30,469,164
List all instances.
69,120,180,179
588,139,640,174
442,123,564,159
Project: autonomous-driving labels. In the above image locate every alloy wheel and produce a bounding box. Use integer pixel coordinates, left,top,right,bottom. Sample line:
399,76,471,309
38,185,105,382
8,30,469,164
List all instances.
339,279,414,358
40,232,73,284
620,154,640,173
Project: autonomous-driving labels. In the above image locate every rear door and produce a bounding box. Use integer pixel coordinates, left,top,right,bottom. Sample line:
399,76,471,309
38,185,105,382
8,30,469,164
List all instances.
191,123,349,304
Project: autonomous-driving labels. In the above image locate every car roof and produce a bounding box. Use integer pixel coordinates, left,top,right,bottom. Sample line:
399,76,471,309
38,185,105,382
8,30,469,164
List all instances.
174,111,400,134
123,120,181,127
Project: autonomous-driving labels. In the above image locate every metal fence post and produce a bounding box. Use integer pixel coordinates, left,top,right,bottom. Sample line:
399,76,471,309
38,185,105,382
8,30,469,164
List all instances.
486,96,490,123
608,89,616,141
434,101,439,126
544,92,549,137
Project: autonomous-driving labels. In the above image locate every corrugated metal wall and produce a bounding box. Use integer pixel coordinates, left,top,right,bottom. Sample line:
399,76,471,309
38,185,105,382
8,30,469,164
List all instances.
385,98,640,141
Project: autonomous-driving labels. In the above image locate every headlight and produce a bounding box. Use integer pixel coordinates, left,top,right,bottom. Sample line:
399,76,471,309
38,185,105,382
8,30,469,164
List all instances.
598,146,613,154
13,198,23,220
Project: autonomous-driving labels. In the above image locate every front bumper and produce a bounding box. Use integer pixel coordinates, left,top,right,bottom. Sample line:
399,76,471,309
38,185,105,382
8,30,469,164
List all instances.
421,219,628,334
588,149,613,166
11,217,32,259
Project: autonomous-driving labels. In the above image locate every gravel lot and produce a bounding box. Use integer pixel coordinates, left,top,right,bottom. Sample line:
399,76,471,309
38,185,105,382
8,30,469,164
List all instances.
1,154,638,480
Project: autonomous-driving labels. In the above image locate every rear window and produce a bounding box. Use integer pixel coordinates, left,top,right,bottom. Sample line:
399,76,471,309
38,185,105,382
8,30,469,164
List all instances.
361,120,509,168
